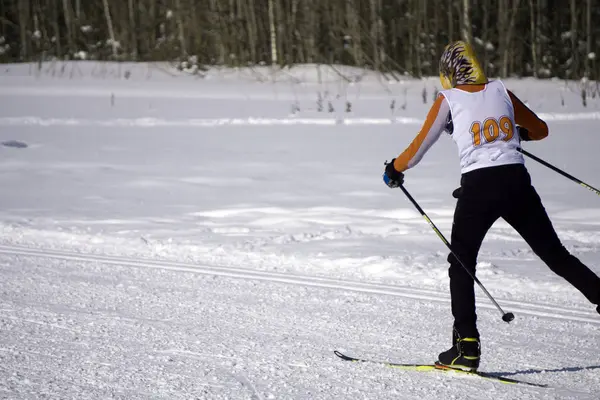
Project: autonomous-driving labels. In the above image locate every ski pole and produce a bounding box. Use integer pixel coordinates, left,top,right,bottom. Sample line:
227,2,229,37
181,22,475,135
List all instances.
398,184,515,323
518,148,600,196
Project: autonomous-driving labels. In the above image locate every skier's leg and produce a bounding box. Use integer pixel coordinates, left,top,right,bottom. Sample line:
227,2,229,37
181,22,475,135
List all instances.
437,189,497,370
448,192,498,338
503,184,600,307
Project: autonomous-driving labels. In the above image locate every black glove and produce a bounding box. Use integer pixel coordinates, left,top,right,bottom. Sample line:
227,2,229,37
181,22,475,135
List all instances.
383,159,405,188
452,187,462,199
445,112,454,135
517,126,532,141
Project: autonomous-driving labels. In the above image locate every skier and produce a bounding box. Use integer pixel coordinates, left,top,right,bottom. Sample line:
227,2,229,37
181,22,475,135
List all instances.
382,40,600,371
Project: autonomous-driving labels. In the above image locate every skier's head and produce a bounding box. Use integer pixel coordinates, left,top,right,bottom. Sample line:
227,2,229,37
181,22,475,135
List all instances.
439,41,487,89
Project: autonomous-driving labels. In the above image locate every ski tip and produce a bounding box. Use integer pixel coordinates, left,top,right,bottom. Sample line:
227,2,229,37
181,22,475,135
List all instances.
333,350,354,361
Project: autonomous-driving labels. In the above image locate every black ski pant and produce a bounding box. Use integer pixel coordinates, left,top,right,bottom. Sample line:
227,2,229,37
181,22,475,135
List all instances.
449,163,600,338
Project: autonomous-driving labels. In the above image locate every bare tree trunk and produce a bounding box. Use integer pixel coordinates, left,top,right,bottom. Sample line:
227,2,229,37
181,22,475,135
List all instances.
448,0,454,41
537,0,544,74
128,0,138,59
275,0,285,64
406,1,416,74
234,0,245,63
147,0,156,55
246,0,258,63
462,0,472,43
208,0,225,63
136,0,148,58
424,0,439,76
377,0,385,67
301,0,315,63
432,0,440,64
61,0,73,56
268,0,277,64
102,0,118,58
390,15,398,69
346,0,359,65
18,0,29,60
498,0,521,77
290,0,302,64
528,0,538,77
175,0,187,58
52,0,62,57
414,0,422,76
482,0,490,75
585,0,591,77
194,1,204,59
321,2,333,64
569,0,578,77
368,0,385,71
32,3,39,59
286,0,300,65
228,0,237,63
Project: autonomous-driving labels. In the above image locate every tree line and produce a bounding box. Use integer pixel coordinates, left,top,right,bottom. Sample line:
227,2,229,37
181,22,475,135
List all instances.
1,0,598,80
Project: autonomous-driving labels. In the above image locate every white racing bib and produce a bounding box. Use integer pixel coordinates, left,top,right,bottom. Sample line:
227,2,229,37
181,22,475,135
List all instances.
441,80,524,174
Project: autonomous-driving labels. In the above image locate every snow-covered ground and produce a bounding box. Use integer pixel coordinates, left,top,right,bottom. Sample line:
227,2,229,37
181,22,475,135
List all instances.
0,62,599,399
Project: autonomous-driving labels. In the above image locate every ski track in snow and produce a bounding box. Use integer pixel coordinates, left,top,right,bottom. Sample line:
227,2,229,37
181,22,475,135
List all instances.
0,244,598,325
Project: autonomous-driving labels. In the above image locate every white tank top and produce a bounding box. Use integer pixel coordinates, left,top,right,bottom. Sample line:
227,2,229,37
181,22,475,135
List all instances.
440,80,524,174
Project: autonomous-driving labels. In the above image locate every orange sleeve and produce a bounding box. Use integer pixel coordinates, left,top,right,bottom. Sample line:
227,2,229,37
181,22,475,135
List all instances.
393,95,449,172
508,90,548,141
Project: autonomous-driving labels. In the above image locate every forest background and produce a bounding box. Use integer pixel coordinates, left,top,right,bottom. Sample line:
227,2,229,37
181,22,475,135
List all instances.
1,0,598,82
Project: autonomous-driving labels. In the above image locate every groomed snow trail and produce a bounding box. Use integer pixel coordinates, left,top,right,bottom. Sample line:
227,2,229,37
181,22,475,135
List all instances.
2,63,600,399
1,245,599,400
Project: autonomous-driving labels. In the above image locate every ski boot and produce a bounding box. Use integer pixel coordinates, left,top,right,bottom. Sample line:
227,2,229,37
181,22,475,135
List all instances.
438,336,481,372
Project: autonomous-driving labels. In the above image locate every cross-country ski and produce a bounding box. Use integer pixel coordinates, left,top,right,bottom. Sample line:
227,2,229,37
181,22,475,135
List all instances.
334,350,549,388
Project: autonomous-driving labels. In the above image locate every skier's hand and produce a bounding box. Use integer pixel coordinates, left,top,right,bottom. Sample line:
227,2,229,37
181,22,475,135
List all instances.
383,159,404,188
445,113,454,135
452,187,462,199
517,126,532,141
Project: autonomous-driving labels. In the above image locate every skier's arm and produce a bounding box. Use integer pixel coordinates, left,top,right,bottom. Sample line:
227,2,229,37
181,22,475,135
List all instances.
507,90,548,141
393,95,449,172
